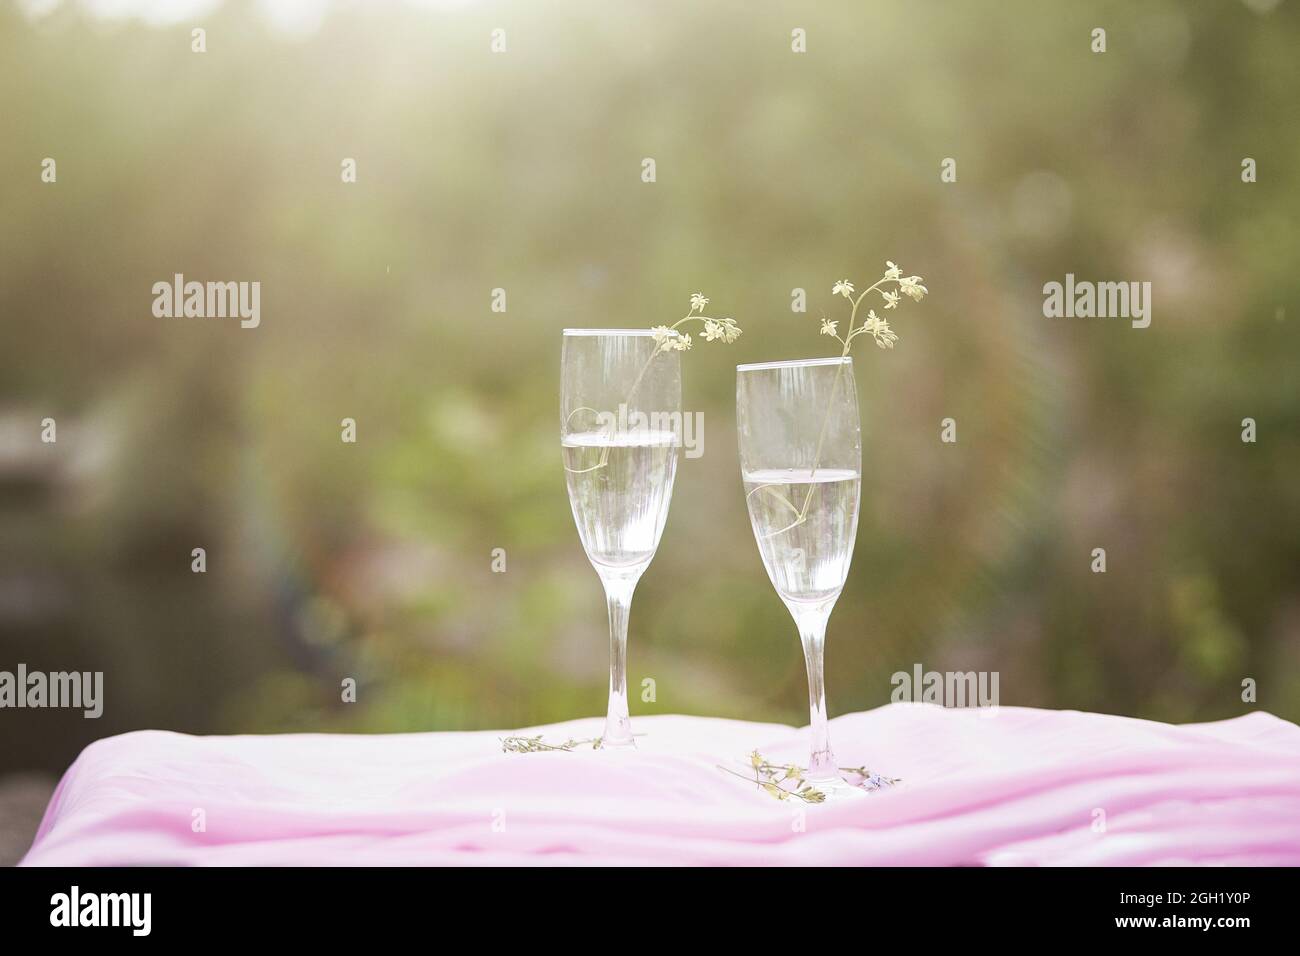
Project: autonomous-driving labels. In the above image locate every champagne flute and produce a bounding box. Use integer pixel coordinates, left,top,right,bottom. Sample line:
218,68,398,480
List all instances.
561,329,681,746
736,357,862,792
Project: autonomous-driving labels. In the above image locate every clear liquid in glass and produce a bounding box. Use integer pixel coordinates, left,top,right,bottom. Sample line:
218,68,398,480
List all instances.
742,468,860,605
563,429,679,570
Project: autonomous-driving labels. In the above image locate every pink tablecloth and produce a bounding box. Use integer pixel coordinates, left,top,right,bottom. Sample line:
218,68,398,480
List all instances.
21,704,1300,866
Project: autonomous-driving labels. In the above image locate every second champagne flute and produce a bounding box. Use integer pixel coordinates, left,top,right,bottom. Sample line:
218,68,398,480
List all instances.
737,356,862,794
561,329,681,747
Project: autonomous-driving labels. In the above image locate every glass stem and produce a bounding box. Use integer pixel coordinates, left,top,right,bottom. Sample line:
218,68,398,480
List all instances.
794,605,837,781
600,572,639,746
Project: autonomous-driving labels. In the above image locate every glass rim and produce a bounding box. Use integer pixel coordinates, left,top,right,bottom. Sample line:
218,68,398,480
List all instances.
736,356,853,372
562,328,657,336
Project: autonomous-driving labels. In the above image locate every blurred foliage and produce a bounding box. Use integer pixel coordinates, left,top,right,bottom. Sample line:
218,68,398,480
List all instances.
1,0,1298,774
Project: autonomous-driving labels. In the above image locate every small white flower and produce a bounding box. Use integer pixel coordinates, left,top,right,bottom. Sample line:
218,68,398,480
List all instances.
864,310,898,348
650,325,675,346
700,317,741,343
881,289,900,310
820,318,838,337
899,276,928,301
884,261,902,281
689,293,709,312
832,279,855,298
674,332,693,351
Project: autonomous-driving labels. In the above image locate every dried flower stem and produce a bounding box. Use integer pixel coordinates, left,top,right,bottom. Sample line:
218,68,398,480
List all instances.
501,734,603,752
564,296,742,474
748,263,929,537
718,750,901,803
501,733,647,753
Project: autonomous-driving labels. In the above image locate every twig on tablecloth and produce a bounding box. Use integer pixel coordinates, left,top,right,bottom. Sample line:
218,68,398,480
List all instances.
717,750,901,803
500,733,646,753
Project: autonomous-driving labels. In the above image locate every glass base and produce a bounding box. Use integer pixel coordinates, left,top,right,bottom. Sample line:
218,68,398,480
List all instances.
602,712,635,748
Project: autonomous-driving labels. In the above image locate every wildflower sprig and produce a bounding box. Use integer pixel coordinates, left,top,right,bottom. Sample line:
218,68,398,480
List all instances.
650,293,742,354
821,261,928,352
501,734,604,753
716,750,901,803
501,732,646,752
750,261,930,538
565,294,741,475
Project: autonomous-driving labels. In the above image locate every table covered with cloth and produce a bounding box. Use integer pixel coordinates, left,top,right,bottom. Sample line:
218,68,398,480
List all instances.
21,704,1300,866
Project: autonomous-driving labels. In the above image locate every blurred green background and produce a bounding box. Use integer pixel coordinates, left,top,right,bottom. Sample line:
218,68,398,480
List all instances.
2,0,1299,798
